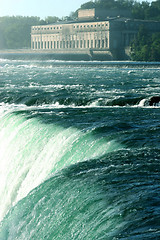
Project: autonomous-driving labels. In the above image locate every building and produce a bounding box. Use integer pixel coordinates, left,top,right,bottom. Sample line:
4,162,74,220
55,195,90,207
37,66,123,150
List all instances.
31,9,160,60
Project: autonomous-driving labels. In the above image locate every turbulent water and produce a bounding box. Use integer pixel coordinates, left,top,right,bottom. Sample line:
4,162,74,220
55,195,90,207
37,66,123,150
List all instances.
0,58,160,239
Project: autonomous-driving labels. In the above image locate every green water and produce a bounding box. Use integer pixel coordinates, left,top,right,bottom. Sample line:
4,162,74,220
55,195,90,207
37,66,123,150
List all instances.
0,59,160,239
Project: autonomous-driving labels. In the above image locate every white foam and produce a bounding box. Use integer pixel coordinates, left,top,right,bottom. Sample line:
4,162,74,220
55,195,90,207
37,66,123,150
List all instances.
0,110,123,221
138,98,147,107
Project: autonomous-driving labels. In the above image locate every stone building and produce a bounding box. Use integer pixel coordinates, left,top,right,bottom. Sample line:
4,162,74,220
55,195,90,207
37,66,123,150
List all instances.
31,9,160,60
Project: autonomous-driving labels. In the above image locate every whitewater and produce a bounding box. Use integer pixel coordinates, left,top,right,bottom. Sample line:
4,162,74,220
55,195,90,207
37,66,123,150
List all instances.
0,58,160,239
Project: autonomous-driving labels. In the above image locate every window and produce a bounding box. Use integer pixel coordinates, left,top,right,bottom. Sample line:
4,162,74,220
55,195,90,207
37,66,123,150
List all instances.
95,40,97,48
87,40,90,48
98,40,100,48
80,40,83,48
106,38,108,48
102,40,105,48
66,41,69,48
91,40,93,48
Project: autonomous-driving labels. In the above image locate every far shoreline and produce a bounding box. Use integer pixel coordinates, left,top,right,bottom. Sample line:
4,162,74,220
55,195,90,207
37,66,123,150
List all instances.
0,48,95,61
0,49,160,65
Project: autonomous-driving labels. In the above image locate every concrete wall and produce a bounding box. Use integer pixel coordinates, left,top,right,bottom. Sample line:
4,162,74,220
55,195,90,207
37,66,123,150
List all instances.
78,9,95,20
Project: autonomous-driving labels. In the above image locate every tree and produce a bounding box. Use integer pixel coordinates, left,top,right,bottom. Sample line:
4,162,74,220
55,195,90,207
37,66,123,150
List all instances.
80,1,96,9
45,16,60,24
0,16,42,49
150,33,160,61
131,26,160,61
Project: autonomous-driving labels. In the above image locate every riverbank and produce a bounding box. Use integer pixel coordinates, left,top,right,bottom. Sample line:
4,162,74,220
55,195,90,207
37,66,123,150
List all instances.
0,48,114,61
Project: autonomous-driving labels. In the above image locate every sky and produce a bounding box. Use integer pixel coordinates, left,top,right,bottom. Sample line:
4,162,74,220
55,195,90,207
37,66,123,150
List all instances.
0,0,89,19
0,0,154,19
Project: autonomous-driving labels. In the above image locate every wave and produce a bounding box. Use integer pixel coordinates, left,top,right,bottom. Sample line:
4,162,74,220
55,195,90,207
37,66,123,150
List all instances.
1,57,160,69
0,110,122,221
1,94,160,109
1,97,160,112
1,148,160,239
139,96,160,107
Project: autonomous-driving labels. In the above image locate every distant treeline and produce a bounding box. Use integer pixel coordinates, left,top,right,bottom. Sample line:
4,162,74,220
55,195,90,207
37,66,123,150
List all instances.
131,26,160,61
0,16,40,49
0,0,160,61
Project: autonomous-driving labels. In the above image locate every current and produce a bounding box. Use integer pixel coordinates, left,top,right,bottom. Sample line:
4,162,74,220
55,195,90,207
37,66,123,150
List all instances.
0,58,160,239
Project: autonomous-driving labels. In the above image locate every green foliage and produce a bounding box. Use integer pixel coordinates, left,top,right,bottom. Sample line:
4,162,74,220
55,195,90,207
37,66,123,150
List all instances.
80,1,96,9
80,0,134,10
131,26,160,61
0,16,41,49
131,0,160,20
45,16,60,24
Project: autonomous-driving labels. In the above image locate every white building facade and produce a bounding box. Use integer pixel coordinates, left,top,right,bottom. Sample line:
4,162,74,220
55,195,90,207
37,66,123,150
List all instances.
31,20,110,51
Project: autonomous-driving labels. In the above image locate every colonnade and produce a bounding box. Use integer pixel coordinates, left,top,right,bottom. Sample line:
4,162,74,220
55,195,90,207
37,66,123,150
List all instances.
31,33,109,50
